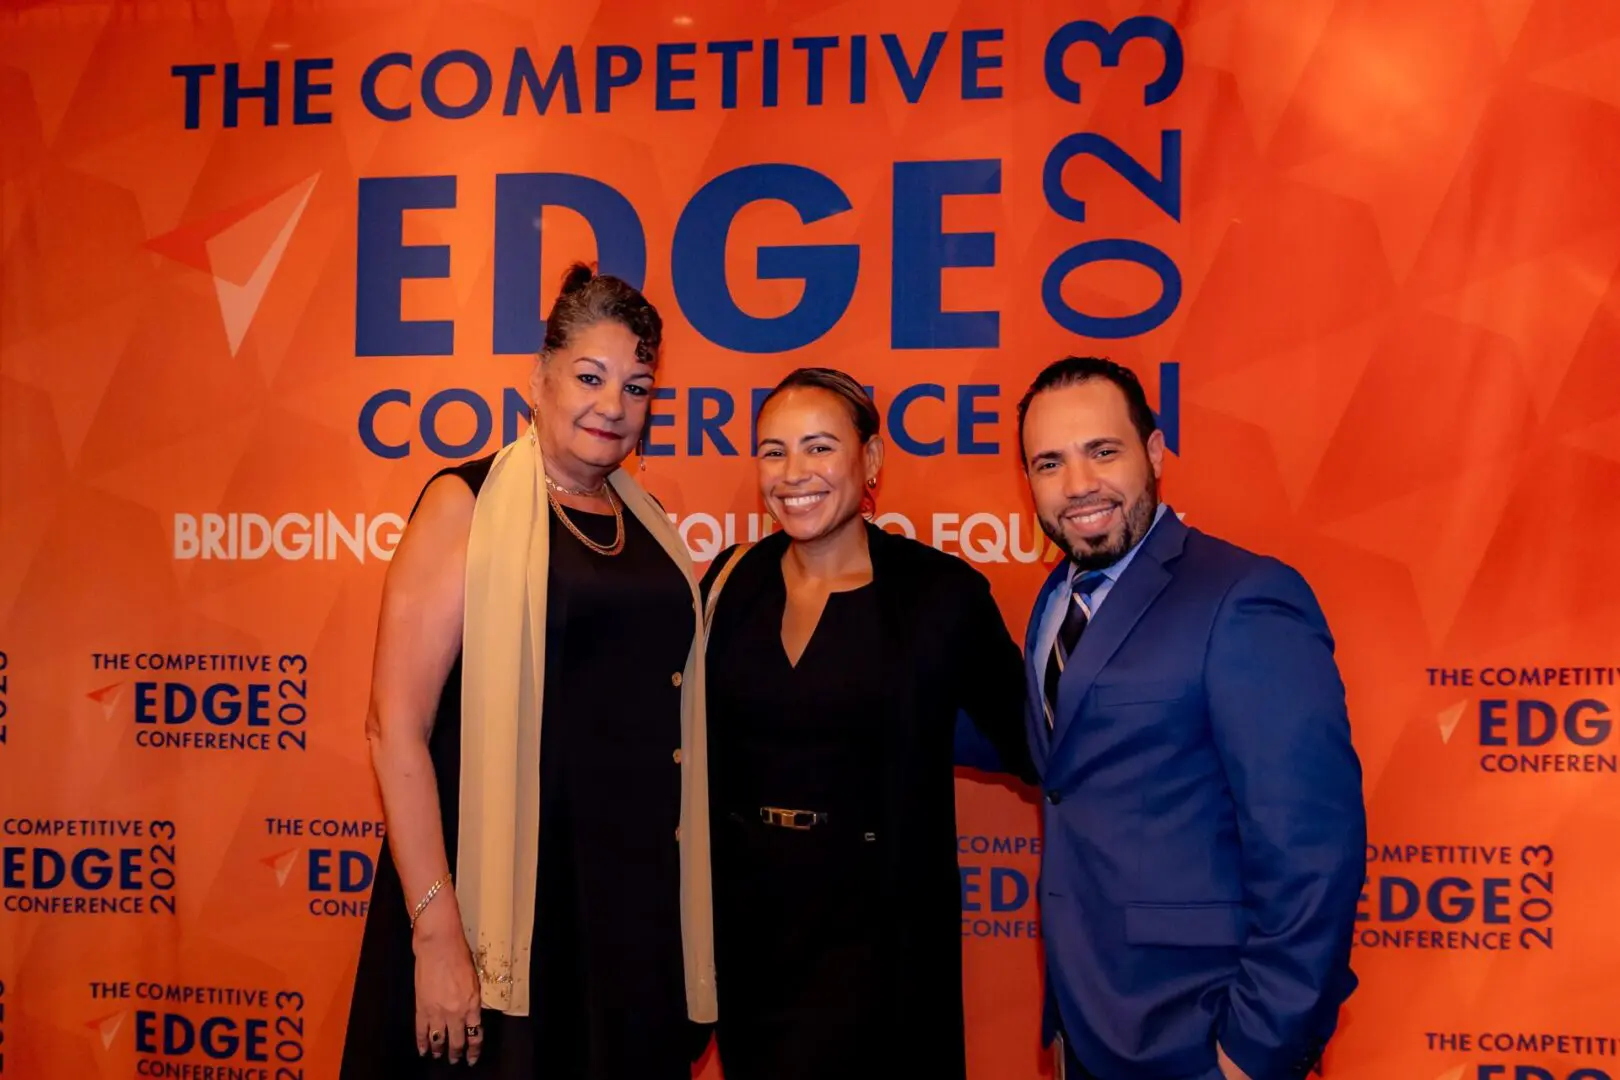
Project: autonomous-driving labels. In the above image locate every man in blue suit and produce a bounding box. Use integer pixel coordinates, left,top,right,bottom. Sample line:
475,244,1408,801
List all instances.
1017,357,1366,1080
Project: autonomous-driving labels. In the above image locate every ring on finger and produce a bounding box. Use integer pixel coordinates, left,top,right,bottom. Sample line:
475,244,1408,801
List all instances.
429,1029,445,1044
466,1024,482,1038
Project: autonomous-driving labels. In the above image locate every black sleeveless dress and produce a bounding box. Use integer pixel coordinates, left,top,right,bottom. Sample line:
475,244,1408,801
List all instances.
340,456,696,1079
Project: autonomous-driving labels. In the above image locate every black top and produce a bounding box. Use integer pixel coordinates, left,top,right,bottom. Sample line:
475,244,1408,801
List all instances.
709,574,886,819
341,456,698,1080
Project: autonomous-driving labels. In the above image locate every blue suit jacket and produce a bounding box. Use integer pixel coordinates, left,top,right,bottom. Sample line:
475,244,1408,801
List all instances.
1025,512,1366,1080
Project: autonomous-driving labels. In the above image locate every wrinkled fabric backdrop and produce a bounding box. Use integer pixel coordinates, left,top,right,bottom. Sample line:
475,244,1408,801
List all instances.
2,1,1617,1078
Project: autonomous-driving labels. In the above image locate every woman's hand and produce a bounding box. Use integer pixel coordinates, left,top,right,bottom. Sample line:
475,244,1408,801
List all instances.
413,908,483,1065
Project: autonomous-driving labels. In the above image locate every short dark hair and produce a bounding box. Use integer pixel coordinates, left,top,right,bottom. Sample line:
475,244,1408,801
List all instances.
541,262,662,366
1016,356,1157,459
759,367,881,443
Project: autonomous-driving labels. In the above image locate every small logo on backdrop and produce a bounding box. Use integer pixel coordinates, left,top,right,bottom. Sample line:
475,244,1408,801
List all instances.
86,1009,127,1051
88,651,312,754
1356,842,1555,952
1423,1031,1617,1079
1425,666,1618,777
262,817,385,918
85,979,308,1072
172,511,404,562
87,682,125,721
958,833,1042,940
261,849,300,889
144,175,319,357
2,817,178,917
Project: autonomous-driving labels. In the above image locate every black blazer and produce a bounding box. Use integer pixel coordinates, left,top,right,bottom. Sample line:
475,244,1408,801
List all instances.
701,523,1033,1078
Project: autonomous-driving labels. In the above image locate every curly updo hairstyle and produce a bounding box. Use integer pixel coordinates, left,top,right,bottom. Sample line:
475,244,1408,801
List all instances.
541,262,663,367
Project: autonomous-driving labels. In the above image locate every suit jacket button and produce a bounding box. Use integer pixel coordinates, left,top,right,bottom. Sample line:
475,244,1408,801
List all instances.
671,672,683,687
1045,790,1061,805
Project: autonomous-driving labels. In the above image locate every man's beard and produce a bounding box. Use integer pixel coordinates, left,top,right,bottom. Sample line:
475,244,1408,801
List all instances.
1038,475,1159,571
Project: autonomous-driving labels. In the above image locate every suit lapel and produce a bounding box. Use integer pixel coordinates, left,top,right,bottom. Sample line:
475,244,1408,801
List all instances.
1049,513,1188,766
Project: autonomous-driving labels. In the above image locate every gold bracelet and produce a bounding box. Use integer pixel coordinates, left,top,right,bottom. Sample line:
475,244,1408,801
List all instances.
409,872,452,928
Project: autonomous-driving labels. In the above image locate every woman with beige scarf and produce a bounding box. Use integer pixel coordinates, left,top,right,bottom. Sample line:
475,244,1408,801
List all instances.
340,265,714,1078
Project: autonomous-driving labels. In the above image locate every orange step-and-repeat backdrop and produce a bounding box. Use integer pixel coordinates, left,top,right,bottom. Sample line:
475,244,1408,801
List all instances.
3,1,1619,1078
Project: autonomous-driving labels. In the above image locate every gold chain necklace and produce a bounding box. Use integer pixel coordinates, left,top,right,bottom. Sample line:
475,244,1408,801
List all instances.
547,484,625,557
544,472,607,497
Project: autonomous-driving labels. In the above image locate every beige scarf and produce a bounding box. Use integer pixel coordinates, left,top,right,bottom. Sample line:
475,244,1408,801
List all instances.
457,429,716,1021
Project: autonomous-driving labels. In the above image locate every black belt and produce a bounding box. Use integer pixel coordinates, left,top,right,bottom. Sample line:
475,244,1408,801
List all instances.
727,807,877,841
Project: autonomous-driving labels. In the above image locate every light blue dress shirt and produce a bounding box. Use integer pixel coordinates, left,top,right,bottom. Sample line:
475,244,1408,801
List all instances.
1034,503,1171,668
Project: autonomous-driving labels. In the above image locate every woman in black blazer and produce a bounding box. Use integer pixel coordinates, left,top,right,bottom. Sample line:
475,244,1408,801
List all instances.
700,367,1035,1080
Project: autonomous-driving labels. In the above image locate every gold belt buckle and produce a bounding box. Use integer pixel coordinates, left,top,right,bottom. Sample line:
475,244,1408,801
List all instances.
759,806,819,830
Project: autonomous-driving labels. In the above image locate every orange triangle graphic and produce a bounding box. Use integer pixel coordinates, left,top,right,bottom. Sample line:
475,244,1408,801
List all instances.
1531,35,1620,112
204,178,318,287
1436,700,1468,745
1563,410,1620,466
143,185,297,273
260,848,302,888
87,682,125,720
207,175,320,356
1479,0,1537,58
85,1010,127,1050
144,175,320,355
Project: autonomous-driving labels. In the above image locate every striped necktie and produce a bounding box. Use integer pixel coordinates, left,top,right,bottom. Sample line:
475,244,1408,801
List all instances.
1043,570,1109,728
